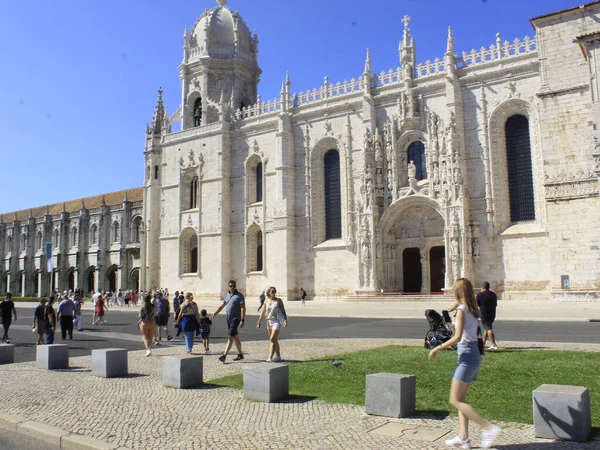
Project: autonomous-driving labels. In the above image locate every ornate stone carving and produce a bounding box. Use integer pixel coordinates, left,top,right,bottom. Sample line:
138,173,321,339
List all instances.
544,170,598,200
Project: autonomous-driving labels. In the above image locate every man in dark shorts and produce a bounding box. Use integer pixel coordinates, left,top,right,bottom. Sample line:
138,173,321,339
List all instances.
212,280,246,363
476,281,498,349
154,292,172,344
0,293,17,343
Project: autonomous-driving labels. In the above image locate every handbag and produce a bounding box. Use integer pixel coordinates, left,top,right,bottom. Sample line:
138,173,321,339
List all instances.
477,324,486,356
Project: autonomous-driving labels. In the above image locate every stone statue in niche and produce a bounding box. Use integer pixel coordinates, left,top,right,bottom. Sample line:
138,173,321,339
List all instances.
450,238,460,278
374,139,383,162
376,168,383,186
363,128,372,150
188,150,195,166
433,165,440,184
472,238,479,257
453,167,462,185
387,169,393,192
400,227,408,239
365,179,373,210
408,160,416,180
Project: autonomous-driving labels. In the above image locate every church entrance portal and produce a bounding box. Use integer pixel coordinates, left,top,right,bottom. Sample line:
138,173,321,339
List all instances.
403,248,422,293
429,246,445,292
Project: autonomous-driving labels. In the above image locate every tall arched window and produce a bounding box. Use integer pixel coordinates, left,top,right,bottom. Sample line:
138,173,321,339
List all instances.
154,166,159,180
190,176,199,209
53,229,59,247
21,233,27,252
256,231,263,272
505,114,535,222
113,222,120,243
246,225,263,272
181,229,198,274
324,150,342,239
72,227,78,247
37,231,43,250
191,247,198,273
256,162,263,202
407,141,427,180
91,224,98,245
132,217,142,243
193,97,202,127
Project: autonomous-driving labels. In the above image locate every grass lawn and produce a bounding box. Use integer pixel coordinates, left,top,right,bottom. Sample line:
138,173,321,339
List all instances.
211,345,600,426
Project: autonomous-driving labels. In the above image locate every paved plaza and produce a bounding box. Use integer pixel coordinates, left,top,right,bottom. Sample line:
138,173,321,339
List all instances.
0,330,599,449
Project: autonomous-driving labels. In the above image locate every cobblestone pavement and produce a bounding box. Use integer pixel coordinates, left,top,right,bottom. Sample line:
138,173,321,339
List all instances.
0,339,598,449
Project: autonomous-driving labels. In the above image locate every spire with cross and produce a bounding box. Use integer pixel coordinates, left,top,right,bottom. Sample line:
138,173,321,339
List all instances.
216,0,227,6
402,15,411,46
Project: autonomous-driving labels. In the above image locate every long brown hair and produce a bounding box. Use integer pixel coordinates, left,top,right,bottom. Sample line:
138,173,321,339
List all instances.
453,278,480,319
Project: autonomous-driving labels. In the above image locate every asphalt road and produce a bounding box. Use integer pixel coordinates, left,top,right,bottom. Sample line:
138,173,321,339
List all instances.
3,307,599,363
0,427,60,450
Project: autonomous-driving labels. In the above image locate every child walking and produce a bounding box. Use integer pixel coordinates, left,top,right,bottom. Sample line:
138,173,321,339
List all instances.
199,309,212,353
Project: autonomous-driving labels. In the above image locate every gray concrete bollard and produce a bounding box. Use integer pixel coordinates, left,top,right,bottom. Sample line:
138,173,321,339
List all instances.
243,363,289,402
92,348,128,378
533,384,591,442
163,355,204,389
36,344,69,370
0,344,15,365
365,373,416,418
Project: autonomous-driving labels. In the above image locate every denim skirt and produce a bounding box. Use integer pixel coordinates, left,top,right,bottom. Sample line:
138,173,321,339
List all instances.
453,342,481,383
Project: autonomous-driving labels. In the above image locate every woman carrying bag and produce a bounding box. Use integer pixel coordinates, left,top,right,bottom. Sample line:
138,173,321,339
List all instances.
256,286,288,362
174,292,202,354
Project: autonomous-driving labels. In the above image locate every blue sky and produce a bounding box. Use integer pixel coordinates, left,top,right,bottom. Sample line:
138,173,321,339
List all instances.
0,0,579,213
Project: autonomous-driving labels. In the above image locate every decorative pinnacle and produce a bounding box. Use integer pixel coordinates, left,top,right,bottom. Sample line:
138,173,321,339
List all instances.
216,0,227,6
364,48,371,73
402,15,411,46
446,26,454,53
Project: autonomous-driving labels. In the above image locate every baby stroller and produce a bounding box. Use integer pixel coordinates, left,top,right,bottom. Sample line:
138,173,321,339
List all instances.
424,309,454,349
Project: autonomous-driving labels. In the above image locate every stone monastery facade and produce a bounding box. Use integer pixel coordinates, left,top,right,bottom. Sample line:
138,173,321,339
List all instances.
2,0,600,301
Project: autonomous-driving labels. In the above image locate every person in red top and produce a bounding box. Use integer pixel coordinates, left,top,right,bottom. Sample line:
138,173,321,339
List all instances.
93,295,107,325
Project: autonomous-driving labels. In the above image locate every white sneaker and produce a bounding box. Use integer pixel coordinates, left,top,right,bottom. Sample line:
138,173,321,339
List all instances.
265,358,272,362
445,435,471,449
488,344,498,350
272,356,282,362
481,426,501,448
145,349,152,357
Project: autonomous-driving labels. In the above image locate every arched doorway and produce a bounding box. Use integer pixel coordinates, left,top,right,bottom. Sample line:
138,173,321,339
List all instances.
130,268,140,292
87,268,95,294
429,246,445,292
106,266,117,293
32,271,39,296
378,198,446,292
403,248,422,292
67,270,75,291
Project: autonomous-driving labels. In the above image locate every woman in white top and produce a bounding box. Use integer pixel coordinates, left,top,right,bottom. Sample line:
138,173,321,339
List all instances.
256,286,288,362
429,278,501,449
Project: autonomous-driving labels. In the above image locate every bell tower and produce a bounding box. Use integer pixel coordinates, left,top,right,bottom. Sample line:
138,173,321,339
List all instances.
179,0,261,129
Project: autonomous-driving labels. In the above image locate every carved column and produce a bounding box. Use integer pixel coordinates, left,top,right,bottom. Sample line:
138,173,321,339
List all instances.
37,271,42,296
116,266,122,290
21,272,26,297
95,267,101,292
420,243,427,292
